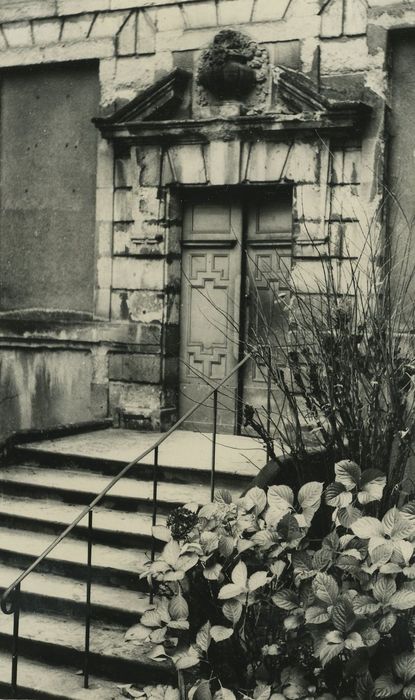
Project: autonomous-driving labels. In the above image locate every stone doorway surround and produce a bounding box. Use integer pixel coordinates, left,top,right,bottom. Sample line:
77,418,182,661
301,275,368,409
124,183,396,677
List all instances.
94,29,370,432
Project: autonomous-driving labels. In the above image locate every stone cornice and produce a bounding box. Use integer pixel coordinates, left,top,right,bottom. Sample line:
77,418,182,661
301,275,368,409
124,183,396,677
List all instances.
94,67,371,143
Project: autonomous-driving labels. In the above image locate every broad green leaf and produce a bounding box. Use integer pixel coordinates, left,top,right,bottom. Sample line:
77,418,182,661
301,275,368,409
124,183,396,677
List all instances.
203,563,222,581
325,482,352,508
352,595,381,615
165,689,180,700
305,606,330,624
150,627,167,644
277,513,303,542
214,489,233,505
390,590,415,610
231,560,248,587
374,674,403,698
358,470,386,504
210,625,234,642
169,593,188,621
163,571,185,582
267,484,294,511
176,553,199,572
335,460,361,489
193,681,213,700
298,481,323,511
394,653,415,683
253,684,271,700
395,540,414,565
319,636,344,666
373,576,397,604
125,623,150,642
382,508,401,536
291,551,313,572
162,540,181,568
218,535,235,558
270,560,286,578
237,539,254,554
167,619,189,630
379,612,397,633
312,572,339,605
141,610,163,628
371,542,394,566
351,517,384,539
148,645,168,661
356,672,374,700
152,525,171,542
200,532,219,555
213,689,236,700
218,583,244,600
248,570,268,592
174,652,200,670
331,597,356,633
360,626,380,647
252,530,277,550
222,599,243,625
244,487,267,515
345,632,364,650
404,566,415,579
337,505,362,528
196,621,211,653
198,502,219,520
380,563,403,575
272,589,299,611
313,548,334,571
284,613,302,631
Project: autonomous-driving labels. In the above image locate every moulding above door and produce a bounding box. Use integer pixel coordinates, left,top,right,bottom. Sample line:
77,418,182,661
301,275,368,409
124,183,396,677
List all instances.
93,65,371,143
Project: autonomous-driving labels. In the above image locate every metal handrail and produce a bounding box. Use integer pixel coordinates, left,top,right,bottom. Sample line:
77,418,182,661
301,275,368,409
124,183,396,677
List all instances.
0,352,252,695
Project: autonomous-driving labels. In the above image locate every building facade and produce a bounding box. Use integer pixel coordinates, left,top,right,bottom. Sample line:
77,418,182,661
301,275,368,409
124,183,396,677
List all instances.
0,0,411,437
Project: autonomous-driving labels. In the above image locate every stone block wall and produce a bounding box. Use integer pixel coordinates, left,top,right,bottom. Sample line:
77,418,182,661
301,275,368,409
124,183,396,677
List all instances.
0,0,409,434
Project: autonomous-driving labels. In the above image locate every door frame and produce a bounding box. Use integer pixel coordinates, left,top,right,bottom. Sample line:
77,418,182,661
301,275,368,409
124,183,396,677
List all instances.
174,183,293,434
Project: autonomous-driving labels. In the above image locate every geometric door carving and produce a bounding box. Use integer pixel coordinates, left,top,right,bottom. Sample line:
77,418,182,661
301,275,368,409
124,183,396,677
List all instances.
179,190,292,433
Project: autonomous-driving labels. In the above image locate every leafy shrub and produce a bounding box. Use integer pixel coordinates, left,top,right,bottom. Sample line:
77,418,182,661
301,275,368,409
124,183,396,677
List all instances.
126,461,415,700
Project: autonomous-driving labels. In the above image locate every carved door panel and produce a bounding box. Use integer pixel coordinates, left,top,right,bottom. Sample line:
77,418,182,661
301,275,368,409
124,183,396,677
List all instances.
241,191,293,434
179,199,243,432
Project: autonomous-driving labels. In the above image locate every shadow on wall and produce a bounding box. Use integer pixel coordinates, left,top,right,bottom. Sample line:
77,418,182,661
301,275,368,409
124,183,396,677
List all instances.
0,349,93,440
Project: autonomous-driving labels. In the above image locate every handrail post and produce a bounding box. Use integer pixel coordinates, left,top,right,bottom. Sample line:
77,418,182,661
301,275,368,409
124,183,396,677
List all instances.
11,583,21,698
84,510,93,689
266,346,272,461
150,446,159,604
210,389,218,502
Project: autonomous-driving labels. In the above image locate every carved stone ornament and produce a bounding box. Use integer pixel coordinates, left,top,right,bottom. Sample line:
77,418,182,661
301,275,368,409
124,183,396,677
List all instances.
197,30,269,103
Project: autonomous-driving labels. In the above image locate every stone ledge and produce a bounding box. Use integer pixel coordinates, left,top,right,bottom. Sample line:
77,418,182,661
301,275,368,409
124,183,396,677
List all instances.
0,37,115,66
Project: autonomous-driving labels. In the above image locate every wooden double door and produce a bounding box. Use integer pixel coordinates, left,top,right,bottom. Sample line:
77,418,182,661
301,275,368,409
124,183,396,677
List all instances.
179,188,292,433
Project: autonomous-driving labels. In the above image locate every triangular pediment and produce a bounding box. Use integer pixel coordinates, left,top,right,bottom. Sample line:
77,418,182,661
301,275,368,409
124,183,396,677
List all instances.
94,65,370,142
273,66,331,114
93,68,191,132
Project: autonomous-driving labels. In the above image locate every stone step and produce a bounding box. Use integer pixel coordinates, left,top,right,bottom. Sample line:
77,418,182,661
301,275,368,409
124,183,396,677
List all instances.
0,464,229,512
0,564,152,627
0,611,174,684
0,527,147,589
0,652,125,700
0,495,165,548
15,428,262,484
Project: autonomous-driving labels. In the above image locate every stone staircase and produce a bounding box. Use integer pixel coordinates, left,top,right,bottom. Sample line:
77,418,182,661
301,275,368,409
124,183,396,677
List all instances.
0,428,263,699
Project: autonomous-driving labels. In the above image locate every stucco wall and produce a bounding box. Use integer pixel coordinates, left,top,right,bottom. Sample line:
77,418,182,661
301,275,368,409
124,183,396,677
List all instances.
0,0,410,435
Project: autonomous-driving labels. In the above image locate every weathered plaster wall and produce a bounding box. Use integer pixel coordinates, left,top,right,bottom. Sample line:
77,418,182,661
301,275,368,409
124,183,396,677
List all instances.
0,348,93,437
0,0,409,434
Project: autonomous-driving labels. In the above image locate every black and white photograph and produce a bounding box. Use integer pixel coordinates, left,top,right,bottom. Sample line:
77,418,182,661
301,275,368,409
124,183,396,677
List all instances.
0,1,414,698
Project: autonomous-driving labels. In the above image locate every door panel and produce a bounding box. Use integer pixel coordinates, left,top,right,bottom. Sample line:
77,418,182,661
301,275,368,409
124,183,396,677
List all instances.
179,190,292,434
179,200,242,432
242,192,292,432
